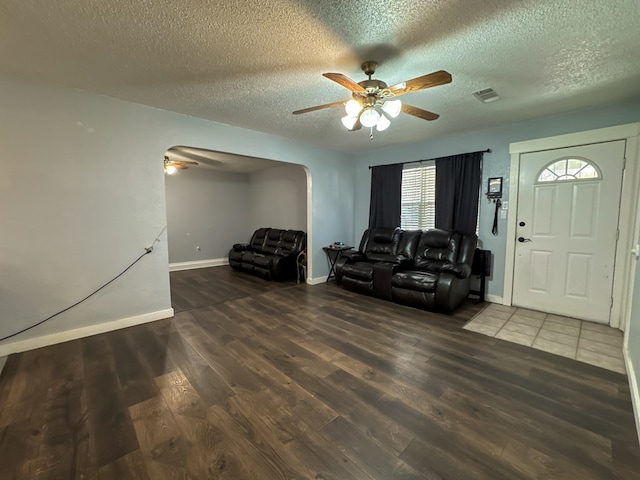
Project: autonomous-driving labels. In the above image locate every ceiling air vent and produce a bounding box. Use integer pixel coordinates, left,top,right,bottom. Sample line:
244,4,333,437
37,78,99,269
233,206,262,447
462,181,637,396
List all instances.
473,87,500,103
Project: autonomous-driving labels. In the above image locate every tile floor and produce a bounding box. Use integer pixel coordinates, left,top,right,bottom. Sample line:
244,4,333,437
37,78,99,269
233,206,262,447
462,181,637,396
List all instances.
465,303,626,374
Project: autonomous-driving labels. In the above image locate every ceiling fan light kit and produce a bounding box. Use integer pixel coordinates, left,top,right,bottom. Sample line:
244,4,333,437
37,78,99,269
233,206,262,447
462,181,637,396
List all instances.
345,99,362,117
164,155,198,175
341,115,359,130
376,113,391,132
293,61,452,137
381,99,402,118
360,107,380,128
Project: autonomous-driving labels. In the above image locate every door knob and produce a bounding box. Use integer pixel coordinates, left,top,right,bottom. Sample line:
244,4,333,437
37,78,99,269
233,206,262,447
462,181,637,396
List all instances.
517,237,532,243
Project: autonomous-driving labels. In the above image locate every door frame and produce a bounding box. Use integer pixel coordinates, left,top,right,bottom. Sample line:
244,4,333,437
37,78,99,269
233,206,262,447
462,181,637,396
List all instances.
504,123,640,331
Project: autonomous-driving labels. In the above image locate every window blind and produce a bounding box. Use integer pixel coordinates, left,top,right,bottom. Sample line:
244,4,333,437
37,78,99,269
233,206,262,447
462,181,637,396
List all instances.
401,163,436,230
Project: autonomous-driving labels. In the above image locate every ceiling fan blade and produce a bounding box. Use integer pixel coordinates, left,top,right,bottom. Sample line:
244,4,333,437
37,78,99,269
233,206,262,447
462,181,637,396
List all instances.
385,70,452,97
323,73,367,93
293,100,346,115
173,164,188,169
348,118,362,131
401,104,440,121
172,160,198,165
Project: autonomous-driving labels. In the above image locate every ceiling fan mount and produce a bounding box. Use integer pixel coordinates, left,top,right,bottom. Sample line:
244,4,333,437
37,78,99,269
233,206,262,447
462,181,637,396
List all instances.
356,61,388,94
292,60,452,132
361,60,378,78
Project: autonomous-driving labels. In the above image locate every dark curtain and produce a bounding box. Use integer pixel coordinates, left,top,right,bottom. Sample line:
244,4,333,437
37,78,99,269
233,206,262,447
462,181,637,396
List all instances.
369,163,403,228
435,152,483,234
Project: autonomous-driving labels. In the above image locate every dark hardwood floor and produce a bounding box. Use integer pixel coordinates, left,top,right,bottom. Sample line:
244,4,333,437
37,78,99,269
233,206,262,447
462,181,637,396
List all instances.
0,266,639,479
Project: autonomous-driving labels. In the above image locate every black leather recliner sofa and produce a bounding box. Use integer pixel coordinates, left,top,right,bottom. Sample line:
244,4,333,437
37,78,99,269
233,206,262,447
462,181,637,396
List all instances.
228,227,306,281
336,227,476,312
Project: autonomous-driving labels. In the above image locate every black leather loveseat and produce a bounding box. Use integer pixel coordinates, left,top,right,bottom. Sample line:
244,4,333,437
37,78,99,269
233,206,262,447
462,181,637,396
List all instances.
228,228,306,281
336,227,476,312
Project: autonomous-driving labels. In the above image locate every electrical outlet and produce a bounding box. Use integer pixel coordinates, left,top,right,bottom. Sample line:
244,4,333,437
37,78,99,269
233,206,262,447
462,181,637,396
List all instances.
500,209,507,220
502,201,509,210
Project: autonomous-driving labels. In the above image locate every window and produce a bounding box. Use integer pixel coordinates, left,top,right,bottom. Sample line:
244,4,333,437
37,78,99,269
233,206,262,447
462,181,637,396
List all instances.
537,157,601,183
401,163,436,230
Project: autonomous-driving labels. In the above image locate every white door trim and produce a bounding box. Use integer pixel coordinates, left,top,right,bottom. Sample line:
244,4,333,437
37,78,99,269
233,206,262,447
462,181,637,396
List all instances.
504,123,640,331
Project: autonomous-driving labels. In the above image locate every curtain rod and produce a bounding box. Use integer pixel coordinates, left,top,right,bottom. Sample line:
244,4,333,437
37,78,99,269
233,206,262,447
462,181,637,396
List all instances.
368,148,491,169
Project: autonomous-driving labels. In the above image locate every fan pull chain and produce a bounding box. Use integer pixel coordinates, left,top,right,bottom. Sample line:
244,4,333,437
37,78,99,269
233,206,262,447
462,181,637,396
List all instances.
370,127,374,140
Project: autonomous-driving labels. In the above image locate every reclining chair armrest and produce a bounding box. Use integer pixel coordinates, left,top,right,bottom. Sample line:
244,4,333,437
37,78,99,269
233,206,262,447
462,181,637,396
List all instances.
435,272,472,313
373,261,396,299
341,250,365,262
271,254,296,281
335,250,363,285
439,262,472,279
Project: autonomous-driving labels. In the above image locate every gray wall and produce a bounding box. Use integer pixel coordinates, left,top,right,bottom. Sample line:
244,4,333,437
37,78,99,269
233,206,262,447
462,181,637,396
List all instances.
0,73,355,349
165,168,251,263
353,97,640,299
250,164,307,232
164,162,308,264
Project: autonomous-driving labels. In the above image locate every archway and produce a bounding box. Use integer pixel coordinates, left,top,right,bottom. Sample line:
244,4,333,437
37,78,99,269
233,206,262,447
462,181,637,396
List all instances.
163,145,312,280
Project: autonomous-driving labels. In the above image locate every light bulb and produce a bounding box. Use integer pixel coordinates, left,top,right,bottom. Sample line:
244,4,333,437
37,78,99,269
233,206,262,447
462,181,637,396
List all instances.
360,108,380,128
376,114,390,131
341,115,358,130
165,165,177,175
381,99,402,118
345,99,362,117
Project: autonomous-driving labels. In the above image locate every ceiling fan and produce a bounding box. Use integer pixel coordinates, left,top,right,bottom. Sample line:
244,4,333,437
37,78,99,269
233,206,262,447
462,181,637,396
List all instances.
164,155,198,174
293,61,452,132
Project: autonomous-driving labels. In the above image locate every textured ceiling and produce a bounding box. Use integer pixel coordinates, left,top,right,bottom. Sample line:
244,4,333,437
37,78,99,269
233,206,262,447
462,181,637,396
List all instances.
1,0,639,153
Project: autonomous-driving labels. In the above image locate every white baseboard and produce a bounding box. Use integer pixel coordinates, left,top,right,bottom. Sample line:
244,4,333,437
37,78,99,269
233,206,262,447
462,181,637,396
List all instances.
308,275,329,285
485,294,505,304
624,347,640,445
169,258,229,272
0,308,174,356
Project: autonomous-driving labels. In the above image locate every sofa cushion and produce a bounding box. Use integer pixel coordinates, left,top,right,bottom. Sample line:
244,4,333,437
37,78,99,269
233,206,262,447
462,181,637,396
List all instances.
262,229,283,254
341,262,374,281
249,228,270,251
241,251,262,263
253,255,273,268
395,230,421,261
391,270,439,292
414,229,461,271
365,227,401,263
372,227,399,243
279,230,305,255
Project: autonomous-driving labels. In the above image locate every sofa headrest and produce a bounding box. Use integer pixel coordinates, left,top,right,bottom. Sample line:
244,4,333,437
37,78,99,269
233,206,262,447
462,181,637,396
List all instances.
372,227,400,243
282,230,302,242
422,229,452,248
267,229,283,240
414,229,461,267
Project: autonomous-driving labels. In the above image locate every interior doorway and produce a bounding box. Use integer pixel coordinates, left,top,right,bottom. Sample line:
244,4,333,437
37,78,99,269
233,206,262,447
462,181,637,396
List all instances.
163,146,312,280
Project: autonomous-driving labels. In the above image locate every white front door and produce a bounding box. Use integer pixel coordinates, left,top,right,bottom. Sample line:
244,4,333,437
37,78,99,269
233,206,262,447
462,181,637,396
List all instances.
512,140,626,323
